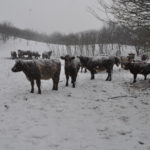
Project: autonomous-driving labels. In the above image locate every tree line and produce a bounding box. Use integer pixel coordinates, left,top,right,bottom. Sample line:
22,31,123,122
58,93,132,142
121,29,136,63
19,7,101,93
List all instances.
0,21,145,56
0,22,50,43
0,22,134,43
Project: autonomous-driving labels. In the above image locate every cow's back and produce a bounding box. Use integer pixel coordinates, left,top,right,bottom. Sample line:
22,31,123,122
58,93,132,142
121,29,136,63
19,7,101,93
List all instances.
35,59,61,80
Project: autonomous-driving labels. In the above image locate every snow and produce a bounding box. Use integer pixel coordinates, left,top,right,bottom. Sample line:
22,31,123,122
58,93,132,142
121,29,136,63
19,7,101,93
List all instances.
0,38,150,150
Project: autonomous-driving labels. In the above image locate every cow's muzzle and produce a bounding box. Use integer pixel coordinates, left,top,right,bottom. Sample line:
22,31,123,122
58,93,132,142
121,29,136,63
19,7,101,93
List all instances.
12,67,17,72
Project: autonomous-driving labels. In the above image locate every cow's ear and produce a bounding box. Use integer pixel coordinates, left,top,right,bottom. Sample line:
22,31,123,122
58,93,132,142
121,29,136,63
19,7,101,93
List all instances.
71,56,75,60
16,59,23,65
60,56,65,60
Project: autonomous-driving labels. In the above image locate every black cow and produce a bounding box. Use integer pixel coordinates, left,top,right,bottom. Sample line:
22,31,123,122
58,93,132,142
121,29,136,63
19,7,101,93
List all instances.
61,55,80,88
12,59,61,94
18,50,31,58
124,62,150,83
30,51,40,59
42,51,52,59
11,51,17,59
78,56,120,81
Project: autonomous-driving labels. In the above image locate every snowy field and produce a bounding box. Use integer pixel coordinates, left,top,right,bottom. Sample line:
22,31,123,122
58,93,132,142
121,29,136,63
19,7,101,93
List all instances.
0,39,150,150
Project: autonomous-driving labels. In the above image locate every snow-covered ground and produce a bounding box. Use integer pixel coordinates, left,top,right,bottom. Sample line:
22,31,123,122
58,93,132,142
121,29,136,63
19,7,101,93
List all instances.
0,39,150,150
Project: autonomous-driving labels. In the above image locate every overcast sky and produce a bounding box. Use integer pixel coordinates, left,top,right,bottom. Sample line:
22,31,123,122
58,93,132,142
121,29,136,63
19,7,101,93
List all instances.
0,0,103,34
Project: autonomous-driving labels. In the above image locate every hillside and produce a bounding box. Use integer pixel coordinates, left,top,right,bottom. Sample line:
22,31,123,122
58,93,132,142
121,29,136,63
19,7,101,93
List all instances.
0,37,136,59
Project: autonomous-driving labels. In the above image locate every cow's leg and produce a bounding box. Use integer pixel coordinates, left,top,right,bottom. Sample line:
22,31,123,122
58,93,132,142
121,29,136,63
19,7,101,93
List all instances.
66,74,69,86
106,73,109,81
52,77,59,90
30,80,34,93
52,79,57,90
108,70,112,81
133,74,137,83
106,72,112,81
84,68,87,73
52,79,56,90
55,80,59,90
144,75,147,80
106,70,110,81
71,75,76,88
106,68,112,81
36,79,41,94
91,71,95,80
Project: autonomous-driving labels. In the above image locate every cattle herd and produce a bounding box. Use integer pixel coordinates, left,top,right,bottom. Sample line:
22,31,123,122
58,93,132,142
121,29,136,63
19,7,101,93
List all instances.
11,50,150,94
11,49,52,59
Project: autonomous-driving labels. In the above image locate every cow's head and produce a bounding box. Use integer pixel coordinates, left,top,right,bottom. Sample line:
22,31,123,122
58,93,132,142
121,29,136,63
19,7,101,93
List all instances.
61,55,75,65
12,60,23,72
123,62,131,70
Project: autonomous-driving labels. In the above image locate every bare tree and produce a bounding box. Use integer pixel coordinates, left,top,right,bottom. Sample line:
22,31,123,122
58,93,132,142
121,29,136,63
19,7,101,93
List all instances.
89,0,150,52
89,0,150,29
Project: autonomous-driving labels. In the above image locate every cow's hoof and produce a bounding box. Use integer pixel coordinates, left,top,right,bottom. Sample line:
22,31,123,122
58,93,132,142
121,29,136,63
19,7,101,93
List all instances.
30,90,34,93
38,91,41,94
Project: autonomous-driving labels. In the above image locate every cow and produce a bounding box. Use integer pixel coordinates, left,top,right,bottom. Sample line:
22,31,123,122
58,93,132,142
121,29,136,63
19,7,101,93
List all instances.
77,56,91,73
30,51,40,59
78,56,120,81
11,51,17,59
141,54,149,61
61,55,80,88
42,51,52,59
17,49,31,58
11,59,61,94
124,62,150,83
18,50,40,59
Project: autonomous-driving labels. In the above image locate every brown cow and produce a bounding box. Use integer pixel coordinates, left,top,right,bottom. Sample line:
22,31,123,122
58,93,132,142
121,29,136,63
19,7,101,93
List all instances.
12,59,61,94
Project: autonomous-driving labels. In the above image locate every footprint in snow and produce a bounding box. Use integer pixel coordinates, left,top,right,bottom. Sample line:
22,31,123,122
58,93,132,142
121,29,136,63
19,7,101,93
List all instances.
119,116,129,123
